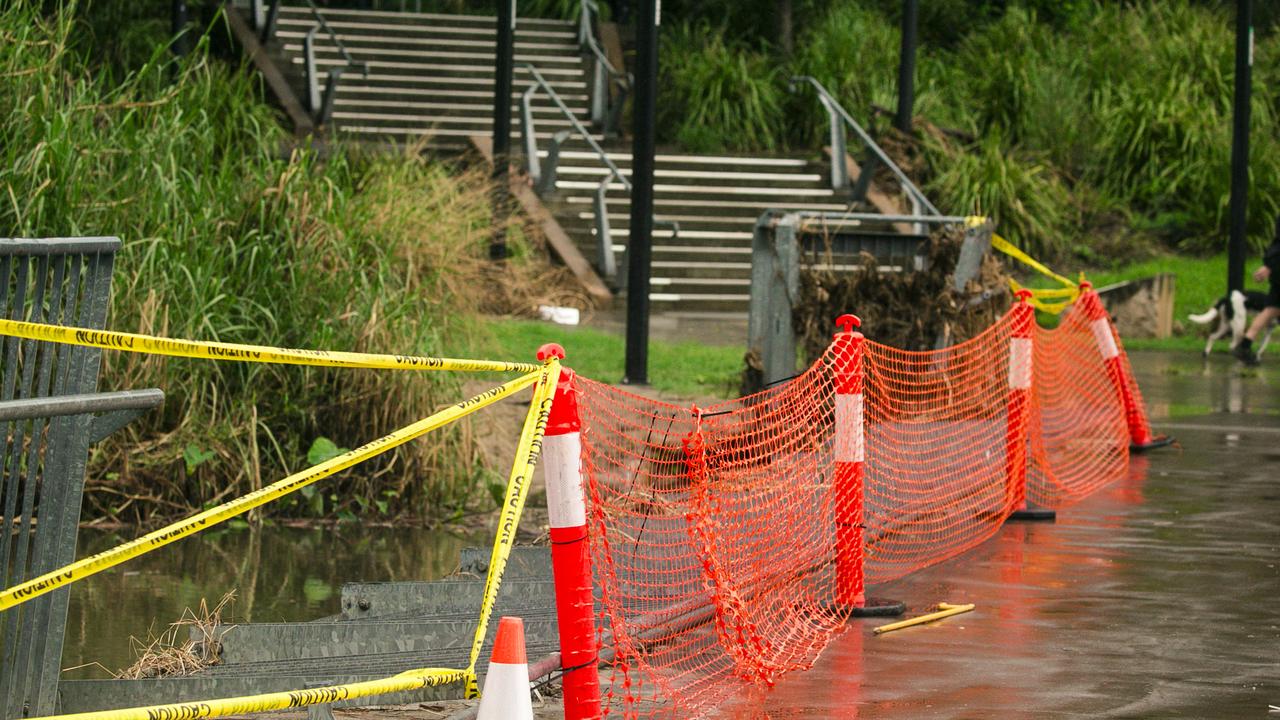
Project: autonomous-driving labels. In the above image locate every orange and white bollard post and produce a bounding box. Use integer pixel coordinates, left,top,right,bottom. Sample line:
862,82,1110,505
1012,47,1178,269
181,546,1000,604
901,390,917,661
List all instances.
1076,283,1172,452
832,315,903,617
536,343,603,720
477,616,534,720
1004,291,1055,521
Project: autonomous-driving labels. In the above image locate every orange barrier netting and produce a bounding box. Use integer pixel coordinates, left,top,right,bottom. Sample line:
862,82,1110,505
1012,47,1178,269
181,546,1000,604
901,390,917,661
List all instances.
576,294,1140,718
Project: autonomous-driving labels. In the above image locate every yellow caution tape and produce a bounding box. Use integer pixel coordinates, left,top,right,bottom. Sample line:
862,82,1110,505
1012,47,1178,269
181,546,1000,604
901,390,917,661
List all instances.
465,358,559,697
36,667,470,720
989,234,1077,289
0,372,541,612
873,602,975,635
0,319,539,374
1009,279,1079,315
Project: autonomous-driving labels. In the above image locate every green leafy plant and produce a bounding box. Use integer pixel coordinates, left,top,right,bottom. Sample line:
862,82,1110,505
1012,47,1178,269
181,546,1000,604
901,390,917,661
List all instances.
306,437,349,466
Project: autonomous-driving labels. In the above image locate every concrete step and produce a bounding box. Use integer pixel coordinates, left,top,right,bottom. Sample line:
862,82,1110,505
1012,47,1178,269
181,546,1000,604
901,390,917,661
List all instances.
328,125,598,144
207,616,559,665
276,30,579,56
555,181,838,202
556,195,850,214
552,164,825,189
457,545,552,578
276,5,576,34
283,41,584,67
328,98,588,117
341,577,557,620
292,56,585,80
329,110,584,130
312,70,587,92
335,84,589,104
541,149,817,168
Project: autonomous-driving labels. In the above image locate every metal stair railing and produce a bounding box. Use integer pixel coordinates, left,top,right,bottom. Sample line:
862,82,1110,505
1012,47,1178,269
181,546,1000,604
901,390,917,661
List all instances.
790,76,940,221
577,0,631,136
249,0,368,125
518,63,677,288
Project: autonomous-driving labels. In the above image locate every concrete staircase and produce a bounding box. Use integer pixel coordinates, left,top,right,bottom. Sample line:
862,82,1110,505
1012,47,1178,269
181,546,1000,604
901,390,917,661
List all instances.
271,5,591,148
543,151,851,315
241,3,902,317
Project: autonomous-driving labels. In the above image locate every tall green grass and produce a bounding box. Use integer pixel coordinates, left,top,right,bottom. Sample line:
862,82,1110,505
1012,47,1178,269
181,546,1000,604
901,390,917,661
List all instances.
658,1,1280,263
657,23,787,153
1,2,509,524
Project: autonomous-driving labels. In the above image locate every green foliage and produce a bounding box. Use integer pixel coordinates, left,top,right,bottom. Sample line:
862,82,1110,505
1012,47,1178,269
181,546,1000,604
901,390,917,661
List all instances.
652,0,1280,260
925,132,1076,258
1,1,498,523
182,444,216,475
789,4,900,145
306,437,349,466
657,23,786,152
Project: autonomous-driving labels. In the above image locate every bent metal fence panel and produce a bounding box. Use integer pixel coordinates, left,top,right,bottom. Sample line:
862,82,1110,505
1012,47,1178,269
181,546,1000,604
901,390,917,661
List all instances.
578,293,1138,719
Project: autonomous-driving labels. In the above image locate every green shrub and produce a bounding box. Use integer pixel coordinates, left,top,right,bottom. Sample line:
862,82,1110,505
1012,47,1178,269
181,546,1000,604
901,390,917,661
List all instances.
657,23,786,153
925,131,1076,259
1,2,502,523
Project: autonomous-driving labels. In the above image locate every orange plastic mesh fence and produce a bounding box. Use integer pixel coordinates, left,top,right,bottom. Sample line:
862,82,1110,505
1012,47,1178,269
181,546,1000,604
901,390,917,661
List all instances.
577,300,1136,718
1027,303,1130,507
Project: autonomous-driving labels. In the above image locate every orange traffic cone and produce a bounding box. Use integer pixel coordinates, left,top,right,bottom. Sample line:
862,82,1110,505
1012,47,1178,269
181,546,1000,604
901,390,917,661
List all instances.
477,616,534,720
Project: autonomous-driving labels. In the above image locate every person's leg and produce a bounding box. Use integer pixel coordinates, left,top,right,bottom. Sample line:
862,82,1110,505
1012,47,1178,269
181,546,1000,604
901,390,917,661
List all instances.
1239,275,1280,363
1245,305,1280,341
1235,281,1280,364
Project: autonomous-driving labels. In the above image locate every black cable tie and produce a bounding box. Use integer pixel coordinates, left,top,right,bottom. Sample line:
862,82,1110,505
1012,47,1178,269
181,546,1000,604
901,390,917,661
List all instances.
560,658,599,675
550,535,587,546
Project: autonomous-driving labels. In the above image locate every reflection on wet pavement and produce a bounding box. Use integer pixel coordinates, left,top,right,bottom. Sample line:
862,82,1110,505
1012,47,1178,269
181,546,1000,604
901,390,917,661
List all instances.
718,351,1279,719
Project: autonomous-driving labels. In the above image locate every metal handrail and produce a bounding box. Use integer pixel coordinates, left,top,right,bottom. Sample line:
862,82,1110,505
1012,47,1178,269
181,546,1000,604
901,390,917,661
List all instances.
519,64,626,189
790,76,940,217
251,0,367,123
578,0,631,134
519,63,677,285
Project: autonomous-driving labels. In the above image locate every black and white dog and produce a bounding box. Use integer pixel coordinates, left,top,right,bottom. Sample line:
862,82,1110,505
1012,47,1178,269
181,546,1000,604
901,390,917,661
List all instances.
1187,289,1276,358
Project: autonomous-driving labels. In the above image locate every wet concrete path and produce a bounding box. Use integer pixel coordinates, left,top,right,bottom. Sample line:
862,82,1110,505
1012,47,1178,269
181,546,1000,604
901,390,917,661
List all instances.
719,352,1279,719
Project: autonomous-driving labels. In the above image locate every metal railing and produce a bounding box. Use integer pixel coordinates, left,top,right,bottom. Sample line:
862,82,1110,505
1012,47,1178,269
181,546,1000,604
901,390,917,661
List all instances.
519,63,676,287
250,0,368,125
790,76,940,219
578,0,630,136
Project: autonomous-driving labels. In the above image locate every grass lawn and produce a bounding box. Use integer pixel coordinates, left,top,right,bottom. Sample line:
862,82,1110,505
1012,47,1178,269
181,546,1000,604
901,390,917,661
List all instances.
1023,251,1267,351
473,252,1256,396
470,318,745,400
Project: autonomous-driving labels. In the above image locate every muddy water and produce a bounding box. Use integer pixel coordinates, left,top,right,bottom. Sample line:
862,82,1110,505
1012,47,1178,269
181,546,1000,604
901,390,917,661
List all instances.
62,525,481,678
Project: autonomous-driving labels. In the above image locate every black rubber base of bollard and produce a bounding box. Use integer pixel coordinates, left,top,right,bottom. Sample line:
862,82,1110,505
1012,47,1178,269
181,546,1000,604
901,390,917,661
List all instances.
1131,434,1174,453
1007,507,1057,522
850,598,907,618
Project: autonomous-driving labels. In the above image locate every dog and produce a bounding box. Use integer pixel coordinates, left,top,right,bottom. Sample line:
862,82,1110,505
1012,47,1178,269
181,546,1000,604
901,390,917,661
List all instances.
1187,289,1276,358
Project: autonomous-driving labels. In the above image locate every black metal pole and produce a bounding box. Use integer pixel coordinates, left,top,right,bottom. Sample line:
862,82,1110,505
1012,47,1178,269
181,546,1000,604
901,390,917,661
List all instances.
171,0,190,57
624,0,659,385
1228,0,1253,293
894,0,918,134
490,0,516,260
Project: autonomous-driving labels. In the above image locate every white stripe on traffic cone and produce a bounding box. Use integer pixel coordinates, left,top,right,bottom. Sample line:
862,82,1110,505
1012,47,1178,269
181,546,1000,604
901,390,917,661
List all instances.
477,616,534,720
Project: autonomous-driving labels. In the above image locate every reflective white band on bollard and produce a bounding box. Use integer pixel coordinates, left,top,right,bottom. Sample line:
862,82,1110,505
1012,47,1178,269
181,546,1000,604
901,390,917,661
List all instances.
1008,337,1033,390
1090,318,1120,360
543,432,586,529
835,393,865,463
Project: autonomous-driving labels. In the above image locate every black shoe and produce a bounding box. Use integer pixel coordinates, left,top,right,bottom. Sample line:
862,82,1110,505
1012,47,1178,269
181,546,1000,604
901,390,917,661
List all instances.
1233,343,1260,366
